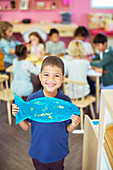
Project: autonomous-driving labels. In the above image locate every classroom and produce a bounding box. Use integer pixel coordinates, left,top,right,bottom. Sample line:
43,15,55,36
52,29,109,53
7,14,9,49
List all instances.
0,0,113,170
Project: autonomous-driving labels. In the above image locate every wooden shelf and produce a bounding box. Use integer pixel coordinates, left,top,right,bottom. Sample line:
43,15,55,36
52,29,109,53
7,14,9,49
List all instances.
33,0,70,10
96,90,113,170
0,8,16,10
82,115,99,170
82,90,113,170
0,0,71,11
0,0,17,10
12,23,77,37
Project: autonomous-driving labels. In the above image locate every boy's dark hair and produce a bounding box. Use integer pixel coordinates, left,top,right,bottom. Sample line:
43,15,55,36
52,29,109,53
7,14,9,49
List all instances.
15,44,27,57
49,28,59,36
93,33,107,44
41,56,64,75
74,26,90,38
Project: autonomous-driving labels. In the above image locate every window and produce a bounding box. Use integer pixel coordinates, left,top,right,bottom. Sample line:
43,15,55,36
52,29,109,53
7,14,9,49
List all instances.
91,0,113,9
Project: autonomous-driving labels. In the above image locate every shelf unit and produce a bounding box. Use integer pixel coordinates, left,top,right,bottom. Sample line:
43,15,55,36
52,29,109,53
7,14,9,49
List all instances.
12,23,77,37
33,0,70,10
82,90,113,170
0,0,17,10
96,90,113,170
0,0,71,11
82,115,99,170
19,0,31,10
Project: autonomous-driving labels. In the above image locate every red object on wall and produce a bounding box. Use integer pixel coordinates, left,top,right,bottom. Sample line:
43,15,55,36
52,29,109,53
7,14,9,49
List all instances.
89,29,113,36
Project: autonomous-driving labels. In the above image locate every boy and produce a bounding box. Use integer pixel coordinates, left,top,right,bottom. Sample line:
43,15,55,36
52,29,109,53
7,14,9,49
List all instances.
45,29,66,57
12,56,80,170
90,33,113,89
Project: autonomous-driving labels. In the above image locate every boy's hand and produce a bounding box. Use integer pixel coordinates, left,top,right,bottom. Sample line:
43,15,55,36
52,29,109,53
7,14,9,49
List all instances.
71,114,80,127
12,103,19,117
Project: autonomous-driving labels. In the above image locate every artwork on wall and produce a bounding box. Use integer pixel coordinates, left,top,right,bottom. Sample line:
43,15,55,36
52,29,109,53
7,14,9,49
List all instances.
19,0,29,10
89,13,113,29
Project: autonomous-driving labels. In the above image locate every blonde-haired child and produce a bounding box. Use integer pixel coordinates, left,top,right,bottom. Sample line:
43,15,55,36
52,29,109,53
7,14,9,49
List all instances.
0,21,20,68
65,40,91,98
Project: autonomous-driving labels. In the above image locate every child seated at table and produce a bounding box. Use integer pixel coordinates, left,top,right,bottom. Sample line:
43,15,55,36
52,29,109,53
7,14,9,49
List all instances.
74,26,94,56
64,40,91,99
27,32,45,60
90,33,113,89
11,44,39,100
45,28,66,57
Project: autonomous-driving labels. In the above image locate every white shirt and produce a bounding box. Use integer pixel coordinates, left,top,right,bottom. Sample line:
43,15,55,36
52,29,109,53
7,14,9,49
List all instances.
84,42,94,55
11,58,39,96
64,59,91,99
30,43,44,56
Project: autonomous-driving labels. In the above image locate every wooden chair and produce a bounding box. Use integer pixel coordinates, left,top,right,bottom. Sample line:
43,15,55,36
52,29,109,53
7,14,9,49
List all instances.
0,74,14,125
63,78,96,130
0,49,5,71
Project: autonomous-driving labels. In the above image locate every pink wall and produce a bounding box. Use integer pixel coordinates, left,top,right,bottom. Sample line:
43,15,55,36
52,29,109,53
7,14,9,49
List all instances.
0,0,113,26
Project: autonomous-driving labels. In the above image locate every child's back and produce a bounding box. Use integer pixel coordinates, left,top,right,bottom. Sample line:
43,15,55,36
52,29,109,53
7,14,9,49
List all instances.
11,59,38,96
65,40,90,98
66,59,90,98
11,45,39,97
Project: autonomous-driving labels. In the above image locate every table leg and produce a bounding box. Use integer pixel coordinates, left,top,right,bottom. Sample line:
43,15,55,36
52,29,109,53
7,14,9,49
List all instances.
96,76,100,114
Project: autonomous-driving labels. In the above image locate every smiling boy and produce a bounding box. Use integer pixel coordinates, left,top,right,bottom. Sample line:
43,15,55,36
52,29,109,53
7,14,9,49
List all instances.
12,56,80,170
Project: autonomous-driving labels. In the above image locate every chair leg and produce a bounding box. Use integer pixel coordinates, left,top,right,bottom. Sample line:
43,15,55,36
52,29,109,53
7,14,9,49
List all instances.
80,108,84,130
7,101,12,125
89,103,95,119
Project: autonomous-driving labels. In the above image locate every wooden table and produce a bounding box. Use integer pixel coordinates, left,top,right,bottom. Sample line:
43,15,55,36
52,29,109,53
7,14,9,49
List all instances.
87,69,102,114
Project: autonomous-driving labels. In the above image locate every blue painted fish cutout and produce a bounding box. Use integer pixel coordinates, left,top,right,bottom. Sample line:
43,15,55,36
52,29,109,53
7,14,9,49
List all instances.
14,93,81,124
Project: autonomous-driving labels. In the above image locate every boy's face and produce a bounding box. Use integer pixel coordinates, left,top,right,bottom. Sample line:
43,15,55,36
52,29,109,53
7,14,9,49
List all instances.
50,33,59,43
95,42,107,52
39,65,64,96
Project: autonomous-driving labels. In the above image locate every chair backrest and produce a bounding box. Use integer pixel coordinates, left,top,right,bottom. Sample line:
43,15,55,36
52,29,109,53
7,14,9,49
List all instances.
0,74,9,91
63,78,86,101
0,49,5,71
